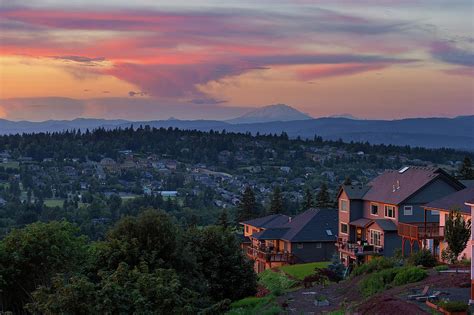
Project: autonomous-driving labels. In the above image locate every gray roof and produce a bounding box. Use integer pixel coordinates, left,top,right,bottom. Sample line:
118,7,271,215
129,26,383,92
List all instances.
280,208,338,242
424,187,474,214
361,166,463,205
247,208,338,242
460,180,474,188
253,228,290,240
370,219,398,231
241,214,290,229
341,185,371,199
350,218,372,227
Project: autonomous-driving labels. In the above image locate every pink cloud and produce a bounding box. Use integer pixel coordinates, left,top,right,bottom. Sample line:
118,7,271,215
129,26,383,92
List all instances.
295,63,389,79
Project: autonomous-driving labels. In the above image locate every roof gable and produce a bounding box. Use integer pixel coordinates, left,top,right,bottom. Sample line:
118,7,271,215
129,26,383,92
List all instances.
362,166,463,205
424,186,474,214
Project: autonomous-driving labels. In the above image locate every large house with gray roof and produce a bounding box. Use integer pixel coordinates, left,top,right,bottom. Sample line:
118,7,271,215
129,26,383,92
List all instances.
241,209,337,273
337,166,465,266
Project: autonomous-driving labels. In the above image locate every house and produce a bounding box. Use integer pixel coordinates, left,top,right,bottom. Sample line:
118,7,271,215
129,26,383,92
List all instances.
241,208,338,273
337,166,465,267
467,198,474,304
423,186,474,261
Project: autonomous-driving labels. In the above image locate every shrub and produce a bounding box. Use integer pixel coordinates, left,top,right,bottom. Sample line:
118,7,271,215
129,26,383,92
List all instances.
258,270,296,293
438,301,469,312
407,249,437,268
434,265,449,272
359,266,427,297
392,267,427,286
352,257,396,276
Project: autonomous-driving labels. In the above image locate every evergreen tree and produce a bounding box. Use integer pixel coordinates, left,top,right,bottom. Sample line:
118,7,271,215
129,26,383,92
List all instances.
218,209,229,228
269,186,284,214
459,156,474,179
444,209,471,264
236,186,257,223
300,188,313,212
343,176,352,185
315,183,332,208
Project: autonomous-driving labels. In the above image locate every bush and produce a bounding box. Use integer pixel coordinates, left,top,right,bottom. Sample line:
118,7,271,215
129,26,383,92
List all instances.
438,301,469,312
407,249,436,268
392,267,427,286
434,265,449,272
352,257,396,276
359,266,427,297
258,270,296,293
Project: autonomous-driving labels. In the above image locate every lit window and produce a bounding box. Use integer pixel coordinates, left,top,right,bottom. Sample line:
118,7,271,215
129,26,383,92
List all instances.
369,230,382,247
384,205,396,218
340,223,348,234
403,205,413,216
340,199,348,212
371,204,379,215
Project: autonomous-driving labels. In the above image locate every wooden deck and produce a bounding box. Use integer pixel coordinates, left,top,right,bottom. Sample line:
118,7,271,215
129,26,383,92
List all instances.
336,239,381,258
398,222,444,241
246,247,293,263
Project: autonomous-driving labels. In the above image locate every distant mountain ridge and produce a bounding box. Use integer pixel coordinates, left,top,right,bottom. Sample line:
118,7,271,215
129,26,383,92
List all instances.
0,115,473,151
226,104,312,124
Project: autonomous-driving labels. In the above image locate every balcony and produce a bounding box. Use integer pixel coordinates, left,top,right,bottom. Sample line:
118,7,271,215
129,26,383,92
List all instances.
398,222,444,241
246,246,293,263
336,238,382,258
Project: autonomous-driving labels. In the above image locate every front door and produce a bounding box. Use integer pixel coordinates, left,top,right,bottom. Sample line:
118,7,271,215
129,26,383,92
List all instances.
356,227,363,243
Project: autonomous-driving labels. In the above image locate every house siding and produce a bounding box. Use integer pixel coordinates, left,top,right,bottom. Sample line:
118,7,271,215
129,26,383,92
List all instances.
291,241,335,263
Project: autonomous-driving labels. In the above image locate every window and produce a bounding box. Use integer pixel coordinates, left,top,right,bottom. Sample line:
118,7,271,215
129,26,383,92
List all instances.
384,205,396,218
403,205,413,216
316,242,322,249
340,223,348,234
369,230,382,247
340,199,348,212
371,204,379,215
326,229,333,236
431,210,439,215
297,243,304,249
245,226,249,233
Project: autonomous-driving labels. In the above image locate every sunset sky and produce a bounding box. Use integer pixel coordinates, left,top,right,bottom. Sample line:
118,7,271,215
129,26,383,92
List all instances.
0,0,473,121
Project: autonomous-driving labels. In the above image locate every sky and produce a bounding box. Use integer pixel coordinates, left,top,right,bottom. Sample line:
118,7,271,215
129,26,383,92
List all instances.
0,0,473,121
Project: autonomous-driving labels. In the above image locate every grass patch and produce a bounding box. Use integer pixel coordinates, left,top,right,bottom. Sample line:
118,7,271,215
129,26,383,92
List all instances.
1,161,19,169
258,269,297,295
43,199,64,207
227,295,281,315
359,266,427,297
352,257,397,277
280,262,330,280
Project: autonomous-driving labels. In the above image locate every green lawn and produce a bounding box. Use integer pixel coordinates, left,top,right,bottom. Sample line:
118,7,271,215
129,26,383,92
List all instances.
280,262,330,280
1,161,19,169
44,199,64,207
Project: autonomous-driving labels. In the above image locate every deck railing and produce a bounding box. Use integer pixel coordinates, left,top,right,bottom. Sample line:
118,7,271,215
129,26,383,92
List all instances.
336,238,381,257
246,246,293,263
398,222,444,240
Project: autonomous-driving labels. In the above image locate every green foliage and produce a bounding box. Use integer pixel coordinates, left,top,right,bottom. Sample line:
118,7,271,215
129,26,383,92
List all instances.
407,249,437,267
434,265,449,272
438,301,469,312
315,183,332,208
280,261,330,280
268,186,284,215
227,295,281,315
359,267,427,297
258,270,297,294
236,186,258,223
392,267,427,286
352,257,396,276
445,210,471,263
300,188,314,212
459,156,474,179
1,210,257,314
0,221,88,312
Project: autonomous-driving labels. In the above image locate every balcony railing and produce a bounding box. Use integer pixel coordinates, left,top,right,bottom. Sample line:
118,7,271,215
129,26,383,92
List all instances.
336,238,382,257
398,222,444,240
246,246,293,263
